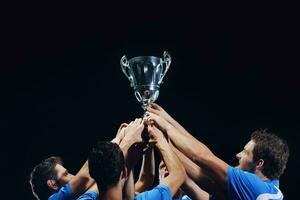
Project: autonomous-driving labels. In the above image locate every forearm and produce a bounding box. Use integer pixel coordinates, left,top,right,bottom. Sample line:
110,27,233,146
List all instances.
69,161,95,198
157,139,185,177
135,148,155,193
181,176,209,200
167,126,228,186
123,169,135,200
171,144,207,181
166,116,192,138
167,126,212,162
156,139,186,196
119,137,135,160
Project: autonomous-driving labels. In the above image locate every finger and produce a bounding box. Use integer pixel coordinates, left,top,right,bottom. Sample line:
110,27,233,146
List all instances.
145,113,155,123
140,118,144,124
137,118,142,124
147,106,158,114
151,103,161,109
152,126,163,136
117,123,128,132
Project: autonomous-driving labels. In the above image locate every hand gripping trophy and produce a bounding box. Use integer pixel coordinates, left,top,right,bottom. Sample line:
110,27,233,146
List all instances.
120,51,171,115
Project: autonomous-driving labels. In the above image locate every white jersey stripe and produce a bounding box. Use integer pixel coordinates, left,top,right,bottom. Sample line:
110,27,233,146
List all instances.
256,186,283,200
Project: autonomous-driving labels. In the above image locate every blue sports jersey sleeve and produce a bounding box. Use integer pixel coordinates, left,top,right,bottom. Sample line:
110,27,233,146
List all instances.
77,191,98,200
48,183,74,200
134,183,172,200
227,166,283,200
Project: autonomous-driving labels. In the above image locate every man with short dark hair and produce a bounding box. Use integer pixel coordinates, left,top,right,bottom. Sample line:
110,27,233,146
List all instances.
147,103,289,200
29,156,94,200
29,121,130,200
87,120,187,200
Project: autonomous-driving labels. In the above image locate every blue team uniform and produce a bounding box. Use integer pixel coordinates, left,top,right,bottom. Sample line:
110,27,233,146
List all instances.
74,183,172,200
77,191,99,200
134,183,172,200
48,183,99,200
48,183,74,200
227,166,283,200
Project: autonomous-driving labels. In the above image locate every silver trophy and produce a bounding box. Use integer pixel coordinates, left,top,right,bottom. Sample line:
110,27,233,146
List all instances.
120,51,171,113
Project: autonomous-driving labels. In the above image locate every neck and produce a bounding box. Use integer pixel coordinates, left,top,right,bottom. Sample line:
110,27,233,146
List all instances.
255,170,269,181
100,183,123,200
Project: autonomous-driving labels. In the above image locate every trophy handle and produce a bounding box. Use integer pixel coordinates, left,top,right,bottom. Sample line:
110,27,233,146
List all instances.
158,51,171,84
120,55,133,87
134,91,142,102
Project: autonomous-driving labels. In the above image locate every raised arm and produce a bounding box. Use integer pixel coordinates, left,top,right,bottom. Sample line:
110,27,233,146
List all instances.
123,169,135,200
134,146,155,194
68,161,95,199
72,122,131,199
181,176,209,200
147,124,187,197
147,113,229,190
171,145,227,199
119,118,144,161
147,103,190,137
118,118,145,199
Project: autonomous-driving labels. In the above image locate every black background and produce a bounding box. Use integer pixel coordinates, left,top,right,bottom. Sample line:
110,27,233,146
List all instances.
1,2,299,199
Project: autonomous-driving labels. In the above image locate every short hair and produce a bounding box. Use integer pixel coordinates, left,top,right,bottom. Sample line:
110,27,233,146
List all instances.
88,141,125,191
251,129,289,179
29,156,63,200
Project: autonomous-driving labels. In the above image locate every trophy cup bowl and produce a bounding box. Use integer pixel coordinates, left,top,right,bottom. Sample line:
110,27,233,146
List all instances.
120,51,171,113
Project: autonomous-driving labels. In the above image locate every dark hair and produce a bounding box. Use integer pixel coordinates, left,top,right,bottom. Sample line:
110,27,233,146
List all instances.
251,129,289,179
29,156,63,200
88,141,125,191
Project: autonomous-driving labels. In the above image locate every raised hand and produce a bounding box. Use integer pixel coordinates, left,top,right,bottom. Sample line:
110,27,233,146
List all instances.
112,123,128,144
145,112,173,133
147,103,174,123
147,124,169,145
147,103,191,138
123,118,145,144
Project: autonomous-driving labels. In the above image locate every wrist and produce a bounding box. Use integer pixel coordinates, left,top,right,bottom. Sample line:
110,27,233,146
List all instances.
165,123,174,133
121,136,136,147
155,137,169,149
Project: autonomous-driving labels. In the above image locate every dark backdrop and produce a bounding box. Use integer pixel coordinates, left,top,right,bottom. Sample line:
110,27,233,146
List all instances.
1,2,299,199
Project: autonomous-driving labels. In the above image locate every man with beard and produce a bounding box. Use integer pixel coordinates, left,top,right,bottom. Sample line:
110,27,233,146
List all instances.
146,103,289,200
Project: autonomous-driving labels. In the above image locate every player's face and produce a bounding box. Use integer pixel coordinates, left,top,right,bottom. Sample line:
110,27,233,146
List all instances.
236,140,257,172
158,161,169,182
54,164,74,187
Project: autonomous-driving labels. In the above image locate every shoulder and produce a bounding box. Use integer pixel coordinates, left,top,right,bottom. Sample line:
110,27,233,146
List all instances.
77,191,98,200
227,167,283,199
48,183,74,200
134,183,172,200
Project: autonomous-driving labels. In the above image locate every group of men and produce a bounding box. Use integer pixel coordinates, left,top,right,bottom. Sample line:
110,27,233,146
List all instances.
30,103,289,200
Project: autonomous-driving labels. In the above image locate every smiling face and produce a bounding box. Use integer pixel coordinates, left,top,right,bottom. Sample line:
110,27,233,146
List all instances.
236,140,257,172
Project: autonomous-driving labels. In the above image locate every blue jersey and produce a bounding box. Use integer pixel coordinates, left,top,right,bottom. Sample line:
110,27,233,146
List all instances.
74,183,171,200
227,166,283,200
77,191,98,200
48,183,74,200
134,183,172,200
